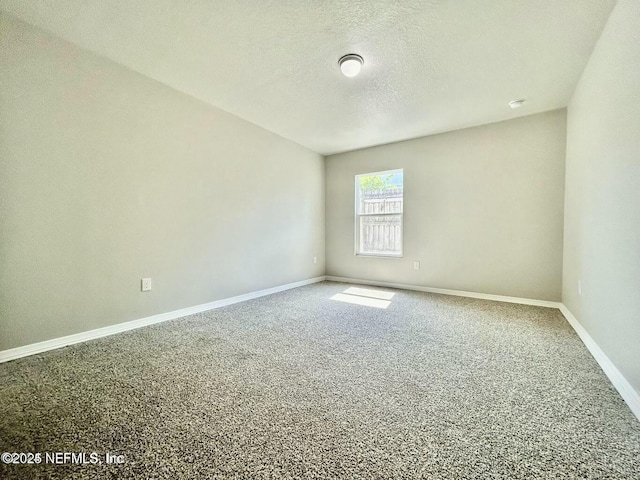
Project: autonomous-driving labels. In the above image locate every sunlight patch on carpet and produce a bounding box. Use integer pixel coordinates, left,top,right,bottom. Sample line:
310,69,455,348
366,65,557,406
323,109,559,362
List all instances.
330,287,395,308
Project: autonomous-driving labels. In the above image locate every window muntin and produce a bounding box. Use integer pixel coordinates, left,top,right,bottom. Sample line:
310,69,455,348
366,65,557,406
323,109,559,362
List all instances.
355,169,403,257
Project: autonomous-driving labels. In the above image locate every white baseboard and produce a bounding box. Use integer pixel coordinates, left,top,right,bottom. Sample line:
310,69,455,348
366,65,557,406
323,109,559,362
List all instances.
559,304,640,422
0,276,326,364
326,276,561,308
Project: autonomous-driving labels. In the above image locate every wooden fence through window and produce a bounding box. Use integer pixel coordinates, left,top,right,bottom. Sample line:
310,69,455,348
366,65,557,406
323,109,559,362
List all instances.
359,188,403,254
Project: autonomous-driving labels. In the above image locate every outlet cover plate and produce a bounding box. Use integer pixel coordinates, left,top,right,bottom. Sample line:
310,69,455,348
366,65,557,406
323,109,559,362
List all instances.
141,278,152,292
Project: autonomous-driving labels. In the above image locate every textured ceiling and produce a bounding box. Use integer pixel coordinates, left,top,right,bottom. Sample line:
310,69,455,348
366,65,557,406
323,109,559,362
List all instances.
0,0,616,155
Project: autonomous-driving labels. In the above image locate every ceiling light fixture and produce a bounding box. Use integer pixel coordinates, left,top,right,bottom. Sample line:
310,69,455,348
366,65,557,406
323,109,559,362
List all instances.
509,99,526,109
339,54,364,77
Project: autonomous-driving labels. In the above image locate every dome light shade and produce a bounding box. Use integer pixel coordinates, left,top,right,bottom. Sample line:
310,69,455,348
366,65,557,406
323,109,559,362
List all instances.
509,99,526,109
339,54,364,77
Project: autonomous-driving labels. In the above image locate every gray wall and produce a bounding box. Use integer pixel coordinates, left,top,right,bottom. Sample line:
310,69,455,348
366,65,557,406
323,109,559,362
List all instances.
0,14,325,351
326,110,566,301
563,0,640,394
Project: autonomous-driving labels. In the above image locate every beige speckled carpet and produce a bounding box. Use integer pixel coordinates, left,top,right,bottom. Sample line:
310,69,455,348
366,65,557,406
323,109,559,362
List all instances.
1,281,639,479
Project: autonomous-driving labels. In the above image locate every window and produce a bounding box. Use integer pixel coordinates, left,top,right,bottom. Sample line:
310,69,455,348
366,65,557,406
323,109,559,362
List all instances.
355,169,403,257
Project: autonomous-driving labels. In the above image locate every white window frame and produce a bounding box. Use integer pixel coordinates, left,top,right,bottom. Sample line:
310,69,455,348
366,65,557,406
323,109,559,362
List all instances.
354,168,404,258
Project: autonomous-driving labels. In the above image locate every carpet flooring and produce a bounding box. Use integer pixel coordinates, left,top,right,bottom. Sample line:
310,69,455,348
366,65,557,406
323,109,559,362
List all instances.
1,281,639,479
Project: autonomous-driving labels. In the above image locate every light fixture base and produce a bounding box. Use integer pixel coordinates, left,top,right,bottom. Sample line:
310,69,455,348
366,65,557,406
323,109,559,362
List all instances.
338,54,364,77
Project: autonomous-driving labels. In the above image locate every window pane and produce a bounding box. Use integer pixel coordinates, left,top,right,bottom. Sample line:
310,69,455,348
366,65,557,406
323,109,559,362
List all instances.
355,169,403,256
357,172,404,214
359,214,402,255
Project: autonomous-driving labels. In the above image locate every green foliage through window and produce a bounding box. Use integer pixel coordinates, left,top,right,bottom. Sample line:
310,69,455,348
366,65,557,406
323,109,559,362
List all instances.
359,174,394,190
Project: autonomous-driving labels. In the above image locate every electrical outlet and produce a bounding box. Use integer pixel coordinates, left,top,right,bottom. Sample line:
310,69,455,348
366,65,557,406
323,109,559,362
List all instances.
141,278,152,292
413,261,420,270
313,256,317,264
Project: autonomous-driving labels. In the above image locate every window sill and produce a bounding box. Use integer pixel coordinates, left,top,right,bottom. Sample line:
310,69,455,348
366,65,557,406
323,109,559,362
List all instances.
355,253,403,259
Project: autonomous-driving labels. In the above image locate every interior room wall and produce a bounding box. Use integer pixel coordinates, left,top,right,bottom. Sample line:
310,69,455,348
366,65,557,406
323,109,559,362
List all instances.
563,0,640,395
0,13,325,351
325,109,567,301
